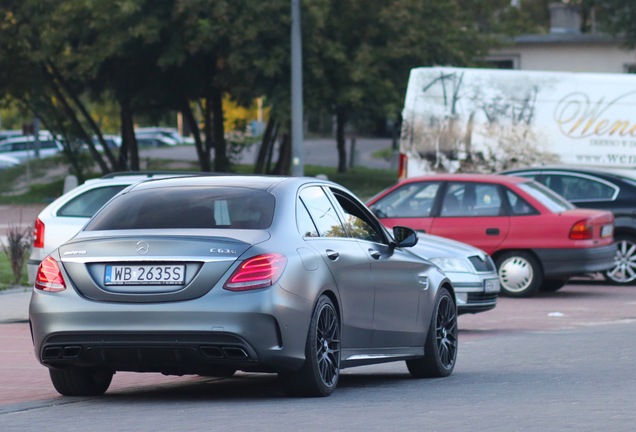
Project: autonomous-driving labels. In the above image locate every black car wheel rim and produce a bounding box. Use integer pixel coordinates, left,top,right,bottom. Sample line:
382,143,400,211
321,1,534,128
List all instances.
607,239,636,283
436,295,458,369
315,303,340,387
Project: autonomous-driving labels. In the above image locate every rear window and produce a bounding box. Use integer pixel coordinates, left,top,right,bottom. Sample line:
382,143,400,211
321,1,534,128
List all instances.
58,185,128,218
518,181,574,213
84,187,275,230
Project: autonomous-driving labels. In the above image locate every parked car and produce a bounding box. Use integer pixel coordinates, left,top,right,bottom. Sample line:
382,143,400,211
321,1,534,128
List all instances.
0,132,63,162
0,129,23,142
30,175,457,397
502,166,636,285
136,127,193,145
0,154,20,170
367,174,616,297
27,172,195,284
411,233,499,314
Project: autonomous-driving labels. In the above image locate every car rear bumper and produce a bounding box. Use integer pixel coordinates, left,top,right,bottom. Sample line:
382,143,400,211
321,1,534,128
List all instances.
27,259,40,286
534,243,617,279
29,286,312,374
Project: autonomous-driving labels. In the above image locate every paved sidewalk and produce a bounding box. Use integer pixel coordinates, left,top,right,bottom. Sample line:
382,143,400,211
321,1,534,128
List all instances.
0,286,31,323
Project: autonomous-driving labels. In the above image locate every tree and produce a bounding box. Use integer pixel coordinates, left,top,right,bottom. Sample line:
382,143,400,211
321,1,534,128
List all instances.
302,0,496,173
592,1,636,47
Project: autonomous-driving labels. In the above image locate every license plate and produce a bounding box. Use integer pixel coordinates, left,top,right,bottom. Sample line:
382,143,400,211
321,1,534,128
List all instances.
104,264,186,285
601,224,613,238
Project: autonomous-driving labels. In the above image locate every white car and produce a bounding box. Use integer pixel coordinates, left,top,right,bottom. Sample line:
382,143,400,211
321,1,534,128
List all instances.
410,233,500,314
0,132,63,162
0,154,20,170
27,172,194,284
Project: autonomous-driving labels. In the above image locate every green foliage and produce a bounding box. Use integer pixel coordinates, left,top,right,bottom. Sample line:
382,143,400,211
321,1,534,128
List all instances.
0,252,28,290
593,0,636,47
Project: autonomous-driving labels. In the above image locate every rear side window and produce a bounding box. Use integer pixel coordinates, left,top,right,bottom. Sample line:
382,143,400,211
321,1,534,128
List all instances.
542,174,617,202
58,185,128,218
505,190,539,216
298,186,345,237
518,181,574,213
84,187,275,230
441,182,503,217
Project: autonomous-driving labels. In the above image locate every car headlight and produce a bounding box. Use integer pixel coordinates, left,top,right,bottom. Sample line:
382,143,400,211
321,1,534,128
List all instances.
428,257,473,273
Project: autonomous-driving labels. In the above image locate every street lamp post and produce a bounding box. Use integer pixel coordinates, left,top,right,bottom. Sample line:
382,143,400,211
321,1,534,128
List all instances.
291,0,304,176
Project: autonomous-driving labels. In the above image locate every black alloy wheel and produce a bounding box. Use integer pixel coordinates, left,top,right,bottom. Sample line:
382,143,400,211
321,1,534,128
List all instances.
604,235,636,285
281,295,341,397
407,287,457,378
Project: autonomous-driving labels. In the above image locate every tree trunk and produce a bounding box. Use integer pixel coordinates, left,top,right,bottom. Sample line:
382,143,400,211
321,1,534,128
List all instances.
203,97,214,171
182,99,209,171
46,61,118,170
211,90,229,172
336,109,348,173
255,117,278,174
119,100,138,171
43,66,110,175
272,133,291,175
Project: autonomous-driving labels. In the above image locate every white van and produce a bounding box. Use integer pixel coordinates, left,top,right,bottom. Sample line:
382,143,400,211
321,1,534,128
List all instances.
399,67,636,177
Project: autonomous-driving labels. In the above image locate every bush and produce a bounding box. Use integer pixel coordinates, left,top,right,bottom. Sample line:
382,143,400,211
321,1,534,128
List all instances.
2,222,31,286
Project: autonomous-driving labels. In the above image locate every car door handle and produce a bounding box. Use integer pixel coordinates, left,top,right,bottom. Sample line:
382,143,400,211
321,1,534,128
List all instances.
368,249,381,260
486,228,500,236
326,249,340,261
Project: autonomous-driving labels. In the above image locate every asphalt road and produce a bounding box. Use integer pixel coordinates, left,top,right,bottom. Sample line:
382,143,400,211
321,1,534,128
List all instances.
1,282,635,431
140,137,397,170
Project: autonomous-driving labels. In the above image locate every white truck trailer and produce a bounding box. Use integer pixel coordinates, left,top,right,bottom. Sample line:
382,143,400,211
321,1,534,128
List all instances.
399,66,636,177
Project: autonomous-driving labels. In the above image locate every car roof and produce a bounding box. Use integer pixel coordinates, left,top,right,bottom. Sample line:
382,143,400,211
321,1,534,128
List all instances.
504,165,636,182
125,174,310,193
400,173,530,185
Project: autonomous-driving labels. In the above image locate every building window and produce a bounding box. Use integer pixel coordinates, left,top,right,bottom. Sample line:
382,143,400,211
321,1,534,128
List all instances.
480,55,520,70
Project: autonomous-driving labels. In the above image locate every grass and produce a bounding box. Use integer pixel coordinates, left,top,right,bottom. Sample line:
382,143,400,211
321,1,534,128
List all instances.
0,253,28,290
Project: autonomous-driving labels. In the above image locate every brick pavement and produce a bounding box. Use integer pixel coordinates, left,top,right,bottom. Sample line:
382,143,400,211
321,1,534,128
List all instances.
2,283,634,407
0,322,206,407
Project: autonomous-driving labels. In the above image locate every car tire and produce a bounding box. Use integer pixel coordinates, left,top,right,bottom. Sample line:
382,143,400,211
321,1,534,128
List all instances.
406,286,457,378
540,279,567,292
280,296,341,397
49,367,113,396
604,235,636,285
496,251,542,297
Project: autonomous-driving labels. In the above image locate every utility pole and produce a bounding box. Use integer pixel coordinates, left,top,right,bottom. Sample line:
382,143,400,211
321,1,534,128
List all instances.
291,0,304,176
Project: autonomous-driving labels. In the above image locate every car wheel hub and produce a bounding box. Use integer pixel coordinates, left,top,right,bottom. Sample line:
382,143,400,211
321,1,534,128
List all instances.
499,256,533,293
606,239,636,284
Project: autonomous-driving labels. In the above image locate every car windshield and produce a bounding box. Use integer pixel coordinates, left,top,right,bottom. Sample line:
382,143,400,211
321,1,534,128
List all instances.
517,181,574,213
84,186,275,230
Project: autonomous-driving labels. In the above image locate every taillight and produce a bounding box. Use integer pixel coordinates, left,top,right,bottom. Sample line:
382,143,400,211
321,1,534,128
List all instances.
33,218,45,248
570,220,593,240
35,256,66,292
224,253,287,291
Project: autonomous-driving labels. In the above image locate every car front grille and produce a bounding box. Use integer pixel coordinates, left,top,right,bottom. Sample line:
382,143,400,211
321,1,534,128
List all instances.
467,292,498,304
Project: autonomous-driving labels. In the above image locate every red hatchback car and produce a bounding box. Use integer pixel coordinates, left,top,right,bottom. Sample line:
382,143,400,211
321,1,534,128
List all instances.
367,174,616,297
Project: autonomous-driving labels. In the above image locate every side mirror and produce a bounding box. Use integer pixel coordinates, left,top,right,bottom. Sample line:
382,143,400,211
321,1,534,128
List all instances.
392,226,418,248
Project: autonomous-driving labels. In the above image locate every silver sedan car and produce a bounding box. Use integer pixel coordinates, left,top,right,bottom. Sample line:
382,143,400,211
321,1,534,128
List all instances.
30,175,457,397
411,233,499,315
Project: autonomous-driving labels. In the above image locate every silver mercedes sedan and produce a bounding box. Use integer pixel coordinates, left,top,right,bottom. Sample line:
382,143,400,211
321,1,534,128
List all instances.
29,175,457,397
